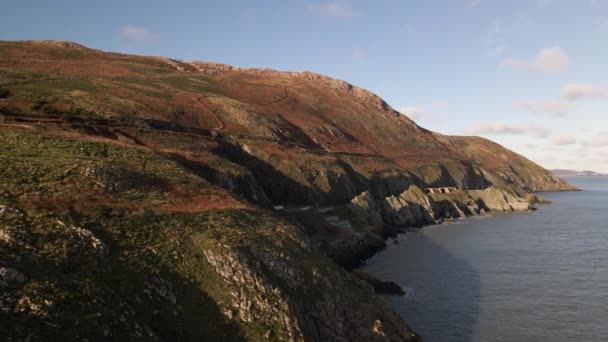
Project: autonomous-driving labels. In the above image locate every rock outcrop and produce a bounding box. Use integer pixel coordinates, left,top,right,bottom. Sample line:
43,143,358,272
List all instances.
350,185,535,231
204,245,417,341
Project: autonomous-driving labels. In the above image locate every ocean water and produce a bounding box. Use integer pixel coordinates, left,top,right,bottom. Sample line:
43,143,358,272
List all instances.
363,177,608,342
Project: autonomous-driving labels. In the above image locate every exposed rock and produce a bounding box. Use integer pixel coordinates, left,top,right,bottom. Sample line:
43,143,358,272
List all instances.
0,226,33,248
155,57,197,72
352,270,405,296
468,187,531,211
56,220,108,258
144,277,177,304
203,244,418,341
15,296,53,318
0,267,25,286
382,186,437,226
350,185,535,233
203,247,304,339
349,191,383,229
30,40,89,50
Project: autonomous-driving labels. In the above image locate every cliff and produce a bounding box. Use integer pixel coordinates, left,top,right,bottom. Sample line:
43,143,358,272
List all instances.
0,40,575,341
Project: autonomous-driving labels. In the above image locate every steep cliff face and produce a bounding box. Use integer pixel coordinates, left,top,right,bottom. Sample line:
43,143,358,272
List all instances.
349,185,535,234
0,129,417,341
0,40,575,340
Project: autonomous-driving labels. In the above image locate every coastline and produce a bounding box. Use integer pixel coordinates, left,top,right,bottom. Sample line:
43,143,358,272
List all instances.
358,180,606,341
342,187,580,293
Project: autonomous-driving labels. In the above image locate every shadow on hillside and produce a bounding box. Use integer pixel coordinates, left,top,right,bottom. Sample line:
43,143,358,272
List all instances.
364,230,480,342
90,216,248,341
213,142,324,205
1,212,247,341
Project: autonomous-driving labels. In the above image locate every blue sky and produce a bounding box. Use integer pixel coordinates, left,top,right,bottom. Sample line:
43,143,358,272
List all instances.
2,0,608,172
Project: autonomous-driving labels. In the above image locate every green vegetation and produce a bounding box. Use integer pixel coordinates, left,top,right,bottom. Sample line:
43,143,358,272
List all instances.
162,76,224,95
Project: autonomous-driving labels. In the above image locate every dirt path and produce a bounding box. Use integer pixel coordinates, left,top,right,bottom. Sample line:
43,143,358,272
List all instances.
195,96,224,131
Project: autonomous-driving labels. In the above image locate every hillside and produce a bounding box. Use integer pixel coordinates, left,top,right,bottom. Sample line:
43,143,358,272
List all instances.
0,40,575,341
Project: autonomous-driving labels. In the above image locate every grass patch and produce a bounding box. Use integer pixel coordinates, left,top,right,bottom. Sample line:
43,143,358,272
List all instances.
12,79,98,98
162,76,224,95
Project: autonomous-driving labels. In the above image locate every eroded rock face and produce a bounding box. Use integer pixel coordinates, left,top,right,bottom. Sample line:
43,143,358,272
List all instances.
350,191,383,229
382,186,437,226
204,247,304,340
203,245,418,341
468,187,531,211
350,185,534,231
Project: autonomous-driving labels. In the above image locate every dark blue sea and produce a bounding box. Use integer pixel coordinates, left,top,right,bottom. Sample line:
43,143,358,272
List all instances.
363,177,608,342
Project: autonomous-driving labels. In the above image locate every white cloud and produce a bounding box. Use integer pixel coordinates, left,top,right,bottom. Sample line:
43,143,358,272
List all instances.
591,132,608,147
561,83,607,101
464,122,551,138
501,47,569,73
398,101,447,123
309,0,361,18
514,99,569,117
465,122,526,135
552,135,576,146
120,25,154,44
399,106,425,120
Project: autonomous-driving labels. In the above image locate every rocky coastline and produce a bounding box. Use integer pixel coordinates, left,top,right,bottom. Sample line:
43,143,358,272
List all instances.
0,40,578,341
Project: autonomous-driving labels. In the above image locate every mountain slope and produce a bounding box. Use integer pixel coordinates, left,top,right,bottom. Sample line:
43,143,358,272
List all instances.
0,40,574,341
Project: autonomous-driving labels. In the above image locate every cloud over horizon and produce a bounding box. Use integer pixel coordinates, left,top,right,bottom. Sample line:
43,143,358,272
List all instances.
552,135,577,146
561,83,608,101
399,106,424,120
464,122,551,138
501,47,569,73
399,101,447,123
514,99,569,117
591,132,608,147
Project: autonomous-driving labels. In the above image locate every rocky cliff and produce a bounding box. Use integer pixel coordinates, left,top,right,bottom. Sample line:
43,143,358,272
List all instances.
0,40,575,341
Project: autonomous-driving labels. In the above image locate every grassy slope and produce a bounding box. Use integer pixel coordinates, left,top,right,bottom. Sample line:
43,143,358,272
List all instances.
0,40,571,194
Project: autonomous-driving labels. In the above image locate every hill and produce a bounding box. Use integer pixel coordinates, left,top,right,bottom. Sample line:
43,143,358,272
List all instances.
551,169,607,177
0,40,574,341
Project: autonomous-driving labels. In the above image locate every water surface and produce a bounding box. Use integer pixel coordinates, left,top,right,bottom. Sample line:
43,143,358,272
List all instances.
363,177,608,342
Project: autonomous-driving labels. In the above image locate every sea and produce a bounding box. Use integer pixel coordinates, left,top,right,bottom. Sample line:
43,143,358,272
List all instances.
362,177,608,342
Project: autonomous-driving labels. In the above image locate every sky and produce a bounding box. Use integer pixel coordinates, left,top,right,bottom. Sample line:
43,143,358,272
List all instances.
2,0,608,172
